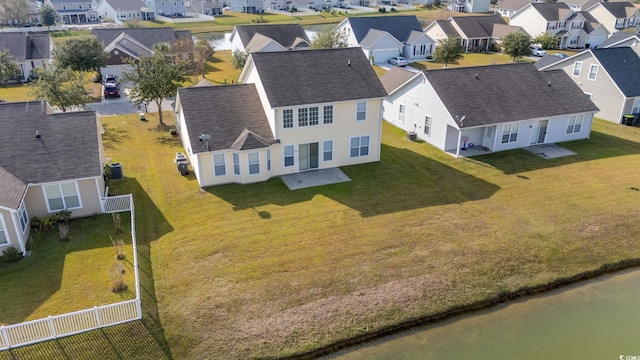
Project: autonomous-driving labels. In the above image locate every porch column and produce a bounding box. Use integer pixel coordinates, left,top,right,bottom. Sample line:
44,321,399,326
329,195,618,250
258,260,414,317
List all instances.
11,212,26,255
456,129,462,158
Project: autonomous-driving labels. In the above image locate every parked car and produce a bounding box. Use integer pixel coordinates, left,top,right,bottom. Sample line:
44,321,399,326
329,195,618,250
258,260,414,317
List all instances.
388,56,408,67
104,74,118,85
104,83,120,98
529,45,547,57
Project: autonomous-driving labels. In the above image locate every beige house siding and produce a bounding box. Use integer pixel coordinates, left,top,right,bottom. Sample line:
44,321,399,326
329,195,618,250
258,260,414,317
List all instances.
587,5,616,34
0,208,19,253
24,177,104,219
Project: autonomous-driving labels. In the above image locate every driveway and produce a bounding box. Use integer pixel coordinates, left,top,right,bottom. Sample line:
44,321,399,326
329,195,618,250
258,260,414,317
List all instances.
87,82,175,116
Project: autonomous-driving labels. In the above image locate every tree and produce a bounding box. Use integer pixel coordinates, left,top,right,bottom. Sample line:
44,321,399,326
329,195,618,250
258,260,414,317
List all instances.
120,47,188,125
123,18,143,28
39,4,59,30
534,32,559,49
433,36,464,67
29,67,92,112
0,50,21,86
502,32,532,61
310,26,349,49
54,37,108,73
0,0,30,26
231,49,249,70
193,39,214,82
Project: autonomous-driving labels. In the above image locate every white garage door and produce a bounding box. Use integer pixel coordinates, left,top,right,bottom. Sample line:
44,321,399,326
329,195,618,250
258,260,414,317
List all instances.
372,49,399,64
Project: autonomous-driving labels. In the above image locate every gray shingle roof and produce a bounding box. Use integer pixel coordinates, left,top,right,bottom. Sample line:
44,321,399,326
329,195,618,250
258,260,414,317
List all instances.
0,33,51,62
423,63,599,128
599,1,636,18
380,66,417,94
101,0,147,11
360,29,396,47
451,15,508,38
250,47,387,108
0,101,102,209
599,32,639,47
346,15,423,43
0,166,27,211
497,0,531,11
534,54,564,69
177,84,275,153
92,28,192,50
492,23,528,38
235,24,310,49
432,19,459,37
591,47,640,97
530,2,572,21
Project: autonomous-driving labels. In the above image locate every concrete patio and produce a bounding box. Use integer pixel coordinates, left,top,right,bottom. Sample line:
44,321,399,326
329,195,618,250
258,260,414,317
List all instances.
280,168,351,190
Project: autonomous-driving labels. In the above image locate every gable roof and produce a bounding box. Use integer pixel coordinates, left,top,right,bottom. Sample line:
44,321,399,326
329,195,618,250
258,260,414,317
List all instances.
599,31,640,47
380,66,417,94
534,54,564,69
244,33,287,52
422,63,599,128
406,30,428,44
497,0,531,11
590,47,640,97
248,47,387,108
92,27,192,50
492,23,528,38
561,0,599,9
450,15,508,38
0,101,102,209
360,28,402,47
431,19,459,37
598,1,637,18
530,2,573,21
0,33,52,62
177,84,275,153
234,24,310,49
101,0,147,11
346,15,423,43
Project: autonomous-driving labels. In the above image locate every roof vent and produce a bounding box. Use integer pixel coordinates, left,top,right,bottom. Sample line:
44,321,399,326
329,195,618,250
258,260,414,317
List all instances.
348,59,351,66
35,130,41,139
548,80,551,86
475,73,478,79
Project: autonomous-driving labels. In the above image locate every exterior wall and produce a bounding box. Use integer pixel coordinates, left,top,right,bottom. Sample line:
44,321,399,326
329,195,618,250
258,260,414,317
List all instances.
404,36,434,60
24,177,104,218
229,0,263,13
425,23,454,44
0,208,20,253
510,6,549,39
470,0,490,13
153,0,187,15
336,21,360,47
230,30,245,52
543,52,624,123
96,1,119,22
585,26,608,48
241,62,276,135
193,148,273,186
257,41,288,52
369,35,402,63
587,5,616,34
18,58,51,82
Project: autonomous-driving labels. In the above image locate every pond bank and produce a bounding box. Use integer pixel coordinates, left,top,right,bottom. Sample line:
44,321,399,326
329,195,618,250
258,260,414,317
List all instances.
282,258,640,359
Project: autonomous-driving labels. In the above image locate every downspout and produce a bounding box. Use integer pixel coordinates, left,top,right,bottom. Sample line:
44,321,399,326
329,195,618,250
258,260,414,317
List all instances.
456,129,462,158
378,99,383,162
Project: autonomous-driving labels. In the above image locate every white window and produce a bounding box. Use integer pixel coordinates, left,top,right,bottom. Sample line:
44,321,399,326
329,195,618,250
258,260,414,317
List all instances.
424,115,431,136
298,108,308,127
631,98,640,114
501,123,519,144
0,216,7,245
588,64,599,81
233,153,240,175
18,203,28,233
309,107,319,126
323,140,333,161
566,115,583,134
266,149,271,171
248,152,260,175
398,105,405,124
43,182,81,212
350,136,370,158
356,102,367,121
283,109,293,129
284,145,294,167
572,61,583,77
213,153,226,176
323,105,333,124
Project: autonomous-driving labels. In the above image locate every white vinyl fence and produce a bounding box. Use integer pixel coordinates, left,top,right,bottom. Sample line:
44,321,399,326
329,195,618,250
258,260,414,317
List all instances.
0,194,141,351
156,12,215,23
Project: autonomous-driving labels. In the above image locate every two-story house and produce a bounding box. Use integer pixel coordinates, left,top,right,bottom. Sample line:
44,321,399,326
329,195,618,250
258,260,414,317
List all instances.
539,47,640,124
336,15,434,63
95,0,156,24
509,2,609,48
0,33,54,82
186,0,223,15
586,1,640,34
143,0,187,16
173,47,387,187
44,0,99,23
228,0,263,13
229,24,310,53
496,0,540,18
446,0,491,13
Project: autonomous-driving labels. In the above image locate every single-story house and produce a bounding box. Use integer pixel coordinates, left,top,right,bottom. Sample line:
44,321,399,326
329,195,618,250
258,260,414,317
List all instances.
539,47,640,124
95,0,156,24
229,24,311,53
174,47,388,187
599,32,640,56
0,33,53,82
0,101,106,255
380,63,599,157
424,15,523,53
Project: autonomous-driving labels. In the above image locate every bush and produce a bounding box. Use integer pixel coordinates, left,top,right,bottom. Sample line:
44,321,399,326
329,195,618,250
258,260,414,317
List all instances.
30,210,72,232
390,7,397,11
378,7,387,12
1,247,23,263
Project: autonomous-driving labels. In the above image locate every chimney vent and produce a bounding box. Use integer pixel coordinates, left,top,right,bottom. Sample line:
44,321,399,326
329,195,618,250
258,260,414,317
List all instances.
35,131,41,139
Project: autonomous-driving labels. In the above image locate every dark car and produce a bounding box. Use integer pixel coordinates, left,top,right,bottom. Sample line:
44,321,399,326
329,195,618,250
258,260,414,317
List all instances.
104,83,120,98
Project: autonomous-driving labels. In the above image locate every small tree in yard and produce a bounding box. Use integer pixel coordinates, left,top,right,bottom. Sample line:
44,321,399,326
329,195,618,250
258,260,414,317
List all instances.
502,32,533,61
193,39,215,82
121,46,188,125
231,49,249,70
310,26,349,49
433,36,464,68
54,37,109,73
0,50,21,87
30,67,92,112
39,4,59,30
534,32,559,50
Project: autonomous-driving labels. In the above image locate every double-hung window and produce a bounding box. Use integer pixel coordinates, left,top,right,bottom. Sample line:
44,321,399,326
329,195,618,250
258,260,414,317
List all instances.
266,149,271,171
44,182,80,212
572,61,583,77
248,153,260,175
18,203,28,233
213,153,226,176
588,64,599,80
632,98,640,114
501,123,519,144
566,115,583,134
398,105,405,124
323,140,333,161
350,136,370,158
323,105,333,124
424,115,432,136
283,109,293,129
0,217,7,245
356,102,367,121
284,145,294,167
298,108,308,127
233,153,240,175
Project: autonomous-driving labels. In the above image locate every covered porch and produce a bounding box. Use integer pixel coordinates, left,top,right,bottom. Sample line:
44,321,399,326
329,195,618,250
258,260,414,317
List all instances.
444,124,497,158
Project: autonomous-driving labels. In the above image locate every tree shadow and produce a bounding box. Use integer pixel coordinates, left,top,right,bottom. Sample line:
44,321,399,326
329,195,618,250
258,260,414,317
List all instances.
101,122,130,150
207,144,500,217
473,130,640,175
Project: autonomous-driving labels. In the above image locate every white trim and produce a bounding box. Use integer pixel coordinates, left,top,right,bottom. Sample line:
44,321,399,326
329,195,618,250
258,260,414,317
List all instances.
247,152,260,175
322,139,333,162
0,213,9,246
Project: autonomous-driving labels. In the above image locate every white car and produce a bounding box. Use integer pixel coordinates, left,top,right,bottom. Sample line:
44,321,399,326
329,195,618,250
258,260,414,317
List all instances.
388,56,408,67
529,45,547,57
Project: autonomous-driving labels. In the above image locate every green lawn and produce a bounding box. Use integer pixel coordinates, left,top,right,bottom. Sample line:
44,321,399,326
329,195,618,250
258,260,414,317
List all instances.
410,52,530,71
83,114,640,359
0,214,134,325
0,84,36,102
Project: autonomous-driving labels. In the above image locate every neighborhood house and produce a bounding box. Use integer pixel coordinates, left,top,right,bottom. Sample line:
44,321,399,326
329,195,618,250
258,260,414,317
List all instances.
0,33,53,83
229,24,311,53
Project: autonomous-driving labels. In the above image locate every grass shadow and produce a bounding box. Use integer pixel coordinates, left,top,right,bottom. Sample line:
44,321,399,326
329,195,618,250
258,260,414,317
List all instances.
474,129,640,175
101,122,131,150
208,144,500,217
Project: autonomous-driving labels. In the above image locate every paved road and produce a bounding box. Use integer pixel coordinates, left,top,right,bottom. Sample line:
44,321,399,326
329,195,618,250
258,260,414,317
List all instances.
87,86,176,117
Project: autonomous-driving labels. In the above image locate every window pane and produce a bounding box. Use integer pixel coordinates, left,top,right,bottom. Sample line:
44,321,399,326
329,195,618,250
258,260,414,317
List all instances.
249,164,259,174
350,148,360,157
45,185,61,198
298,108,308,127
233,153,240,175
309,107,319,126
64,195,80,208
284,145,294,157
49,198,64,211
356,102,366,121
0,228,7,244
61,183,77,197
323,105,333,124
350,137,359,148
249,153,259,174
323,140,333,161
361,136,369,146
283,109,293,128
360,145,369,156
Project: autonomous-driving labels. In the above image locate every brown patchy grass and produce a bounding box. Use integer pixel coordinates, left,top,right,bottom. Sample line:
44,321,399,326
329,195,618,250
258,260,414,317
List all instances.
411,52,527,71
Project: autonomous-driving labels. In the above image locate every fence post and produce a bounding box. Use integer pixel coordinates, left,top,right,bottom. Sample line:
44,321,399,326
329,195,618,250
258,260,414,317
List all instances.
0,326,10,349
94,306,102,328
100,197,106,214
47,316,57,339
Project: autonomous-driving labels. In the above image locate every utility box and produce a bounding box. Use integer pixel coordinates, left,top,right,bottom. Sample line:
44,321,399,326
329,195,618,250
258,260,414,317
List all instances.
406,131,417,141
109,162,123,179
